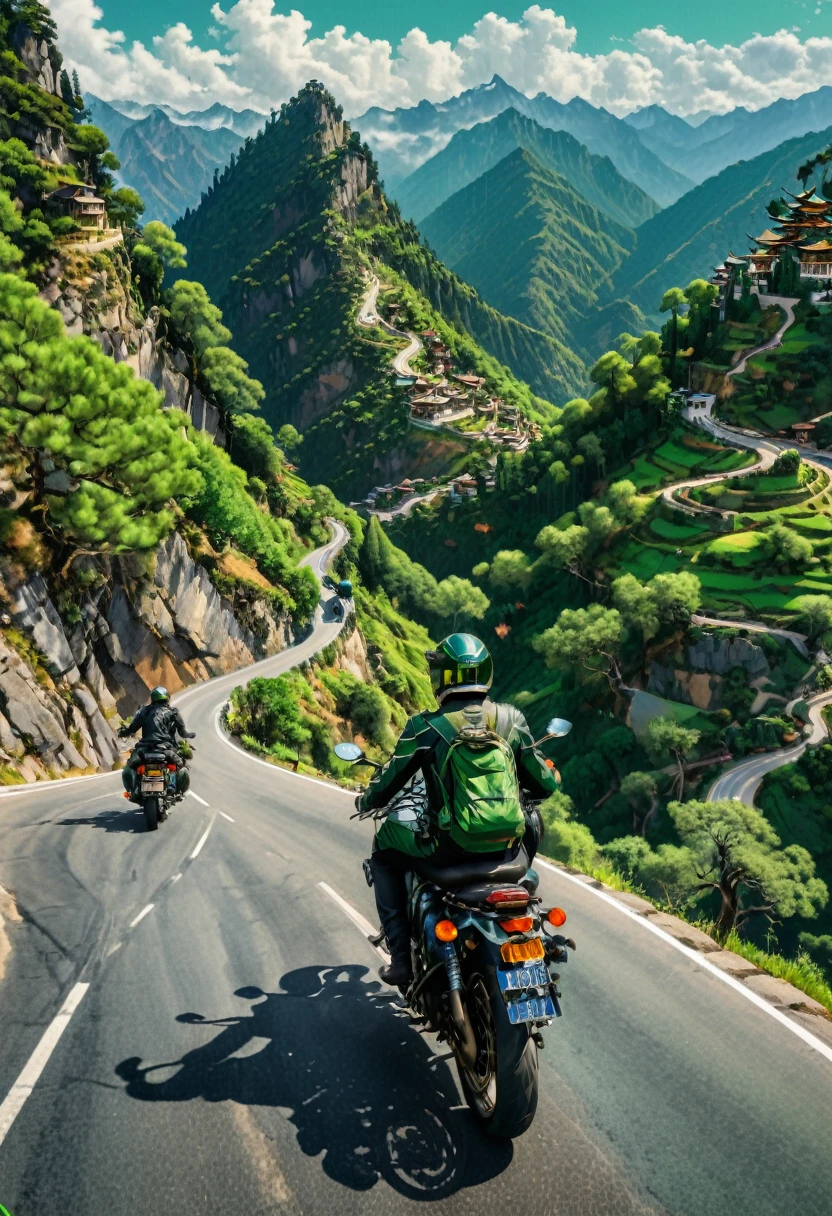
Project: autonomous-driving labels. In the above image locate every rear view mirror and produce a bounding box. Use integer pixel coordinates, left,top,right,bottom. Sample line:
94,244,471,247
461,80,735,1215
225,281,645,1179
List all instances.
334,741,365,763
545,718,572,739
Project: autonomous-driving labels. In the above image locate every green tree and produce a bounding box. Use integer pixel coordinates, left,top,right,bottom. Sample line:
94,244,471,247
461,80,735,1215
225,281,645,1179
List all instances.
108,187,145,229
230,414,283,482
772,448,801,475
487,549,532,590
166,280,231,360
533,603,626,692
535,522,592,586
659,286,687,381
619,770,659,835
0,273,202,554
792,594,832,642
762,523,813,570
349,684,391,746
589,351,636,410
141,221,187,269
131,242,164,301
0,138,48,194
230,675,310,754
433,574,489,628
201,346,265,415
277,423,303,452
668,798,828,936
645,717,700,799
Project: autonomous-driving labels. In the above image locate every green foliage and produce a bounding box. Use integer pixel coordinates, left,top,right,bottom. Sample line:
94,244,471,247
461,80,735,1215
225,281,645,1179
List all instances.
277,423,303,452
533,603,623,685
0,272,201,551
141,221,186,269
108,187,144,230
201,345,265,415
230,413,284,482
166,279,231,359
761,523,813,570
0,137,47,193
230,675,310,753
772,448,801,476
612,570,701,641
792,594,832,640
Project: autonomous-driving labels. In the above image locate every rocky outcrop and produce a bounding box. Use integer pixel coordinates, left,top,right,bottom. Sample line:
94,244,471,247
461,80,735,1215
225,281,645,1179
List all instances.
648,633,771,710
40,250,226,445
10,28,78,173
0,532,295,783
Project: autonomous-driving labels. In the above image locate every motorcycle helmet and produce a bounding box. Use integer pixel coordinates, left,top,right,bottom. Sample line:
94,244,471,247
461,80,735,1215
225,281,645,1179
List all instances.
150,685,170,703
426,634,493,704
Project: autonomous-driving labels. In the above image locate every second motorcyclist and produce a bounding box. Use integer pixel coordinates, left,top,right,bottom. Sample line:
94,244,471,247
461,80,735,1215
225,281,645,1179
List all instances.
119,685,195,801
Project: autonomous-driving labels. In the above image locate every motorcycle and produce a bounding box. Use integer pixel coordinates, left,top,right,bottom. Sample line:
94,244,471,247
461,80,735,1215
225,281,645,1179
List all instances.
133,750,184,831
334,717,575,1140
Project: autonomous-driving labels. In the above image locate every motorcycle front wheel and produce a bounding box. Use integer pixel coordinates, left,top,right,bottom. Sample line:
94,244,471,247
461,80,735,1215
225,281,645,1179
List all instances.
143,796,159,832
456,962,539,1139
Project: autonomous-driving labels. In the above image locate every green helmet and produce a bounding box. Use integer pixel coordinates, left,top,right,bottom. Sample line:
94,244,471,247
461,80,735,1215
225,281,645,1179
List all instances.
426,633,493,704
150,686,170,703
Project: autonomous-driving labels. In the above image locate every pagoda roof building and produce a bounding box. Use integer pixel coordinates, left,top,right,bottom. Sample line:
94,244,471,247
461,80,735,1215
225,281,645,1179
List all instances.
716,180,832,295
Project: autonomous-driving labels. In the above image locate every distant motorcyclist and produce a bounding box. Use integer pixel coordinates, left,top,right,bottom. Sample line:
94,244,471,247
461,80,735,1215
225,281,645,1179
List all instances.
357,634,561,987
119,686,194,801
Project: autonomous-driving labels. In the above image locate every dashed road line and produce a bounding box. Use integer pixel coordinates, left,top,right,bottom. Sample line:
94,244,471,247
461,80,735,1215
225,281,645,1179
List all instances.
0,982,89,1147
319,881,388,961
129,903,155,929
219,811,235,823
190,823,213,860
189,791,210,807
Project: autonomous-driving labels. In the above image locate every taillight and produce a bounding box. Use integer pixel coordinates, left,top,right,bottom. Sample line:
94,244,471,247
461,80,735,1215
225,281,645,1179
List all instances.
434,919,458,942
137,765,145,775
486,887,530,909
499,916,533,934
501,939,545,964
167,764,177,771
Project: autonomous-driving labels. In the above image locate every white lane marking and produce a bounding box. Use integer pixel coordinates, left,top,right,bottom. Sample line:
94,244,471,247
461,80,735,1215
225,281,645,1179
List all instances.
214,710,354,798
190,823,213,860
129,903,155,929
0,981,90,1146
319,882,389,961
0,771,119,800
170,873,182,884
189,791,210,807
539,859,832,1066
219,811,235,823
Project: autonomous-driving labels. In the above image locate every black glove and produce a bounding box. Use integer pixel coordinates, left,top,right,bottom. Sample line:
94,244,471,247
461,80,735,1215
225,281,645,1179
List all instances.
186,732,196,739
117,726,130,738
354,794,364,814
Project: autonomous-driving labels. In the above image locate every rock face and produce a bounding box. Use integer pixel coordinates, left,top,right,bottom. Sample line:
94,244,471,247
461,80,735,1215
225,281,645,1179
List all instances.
648,633,771,710
10,28,78,172
40,250,226,445
0,533,294,783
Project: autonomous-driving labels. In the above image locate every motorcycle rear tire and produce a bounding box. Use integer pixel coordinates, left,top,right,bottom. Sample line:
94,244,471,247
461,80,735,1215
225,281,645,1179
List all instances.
456,961,539,1139
144,796,159,832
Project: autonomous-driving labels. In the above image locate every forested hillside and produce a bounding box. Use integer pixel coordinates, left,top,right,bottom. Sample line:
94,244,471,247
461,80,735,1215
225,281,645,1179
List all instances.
395,108,659,228
609,124,832,314
175,83,586,494
419,147,636,358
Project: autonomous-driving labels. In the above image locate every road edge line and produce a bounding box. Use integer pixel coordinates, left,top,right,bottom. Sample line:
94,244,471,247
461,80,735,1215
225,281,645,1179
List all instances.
539,859,832,1065
0,981,90,1147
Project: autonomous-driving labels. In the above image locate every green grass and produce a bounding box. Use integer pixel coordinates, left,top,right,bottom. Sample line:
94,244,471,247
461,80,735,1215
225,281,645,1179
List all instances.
718,930,832,1015
649,517,708,541
653,440,708,470
707,531,764,554
628,456,667,491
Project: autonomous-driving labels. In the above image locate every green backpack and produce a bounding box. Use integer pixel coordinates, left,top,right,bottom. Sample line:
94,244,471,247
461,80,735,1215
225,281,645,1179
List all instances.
431,705,526,853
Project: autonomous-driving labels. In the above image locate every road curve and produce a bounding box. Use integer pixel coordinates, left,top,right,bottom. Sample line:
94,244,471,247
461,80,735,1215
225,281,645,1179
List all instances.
1,530,832,1214
357,272,424,376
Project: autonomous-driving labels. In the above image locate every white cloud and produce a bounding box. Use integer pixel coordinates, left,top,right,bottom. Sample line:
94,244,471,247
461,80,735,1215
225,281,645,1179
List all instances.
48,1,832,120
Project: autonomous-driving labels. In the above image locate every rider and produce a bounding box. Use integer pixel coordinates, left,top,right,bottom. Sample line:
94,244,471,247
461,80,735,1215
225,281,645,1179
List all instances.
119,686,195,800
357,634,561,987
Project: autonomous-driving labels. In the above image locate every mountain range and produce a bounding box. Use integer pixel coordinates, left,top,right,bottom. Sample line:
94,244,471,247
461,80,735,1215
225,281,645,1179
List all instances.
394,108,659,229
87,96,247,225
419,146,640,359
607,123,832,314
625,87,832,184
355,74,694,206
101,97,266,138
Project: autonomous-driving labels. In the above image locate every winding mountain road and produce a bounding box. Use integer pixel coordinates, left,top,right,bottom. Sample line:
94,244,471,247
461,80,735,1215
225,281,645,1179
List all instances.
358,273,424,375
2,526,832,1214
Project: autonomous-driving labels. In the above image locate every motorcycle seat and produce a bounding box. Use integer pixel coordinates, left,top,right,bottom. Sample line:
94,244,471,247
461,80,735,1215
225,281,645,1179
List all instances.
414,847,530,890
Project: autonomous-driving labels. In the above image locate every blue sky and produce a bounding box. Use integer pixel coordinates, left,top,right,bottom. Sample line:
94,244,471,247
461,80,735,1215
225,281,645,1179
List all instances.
98,0,829,56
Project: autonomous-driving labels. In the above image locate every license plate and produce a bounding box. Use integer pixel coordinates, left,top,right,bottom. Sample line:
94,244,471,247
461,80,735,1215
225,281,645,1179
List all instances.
497,961,550,995
141,779,165,793
506,994,558,1025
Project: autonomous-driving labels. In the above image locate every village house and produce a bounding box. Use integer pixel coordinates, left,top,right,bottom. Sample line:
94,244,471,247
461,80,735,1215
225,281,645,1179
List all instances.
47,183,107,229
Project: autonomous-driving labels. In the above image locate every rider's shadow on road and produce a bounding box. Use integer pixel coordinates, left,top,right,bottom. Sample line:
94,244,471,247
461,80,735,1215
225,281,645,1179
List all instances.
56,811,144,833
115,965,511,1199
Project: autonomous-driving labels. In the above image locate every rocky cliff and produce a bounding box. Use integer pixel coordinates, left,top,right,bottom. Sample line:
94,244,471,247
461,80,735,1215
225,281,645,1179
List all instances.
40,243,226,444
0,532,295,783
648,632,772,710
9,26,77,170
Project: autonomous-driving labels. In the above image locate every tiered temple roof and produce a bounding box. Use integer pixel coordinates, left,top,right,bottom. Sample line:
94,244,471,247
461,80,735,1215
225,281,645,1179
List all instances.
714,182,832,288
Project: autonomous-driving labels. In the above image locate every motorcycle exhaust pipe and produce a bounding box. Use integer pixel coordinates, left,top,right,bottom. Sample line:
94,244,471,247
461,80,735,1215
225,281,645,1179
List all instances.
441,940,478,1069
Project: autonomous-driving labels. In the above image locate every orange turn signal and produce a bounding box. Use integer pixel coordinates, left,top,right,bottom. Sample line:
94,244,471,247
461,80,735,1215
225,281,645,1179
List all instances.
499,916,533,934
137,765,145,775
123,791,130,799
547,907,567,927
435,919,458,942
501,938,545,964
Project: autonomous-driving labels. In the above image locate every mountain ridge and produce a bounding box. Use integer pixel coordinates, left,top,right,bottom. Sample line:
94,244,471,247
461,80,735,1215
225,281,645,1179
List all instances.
395,107,659,228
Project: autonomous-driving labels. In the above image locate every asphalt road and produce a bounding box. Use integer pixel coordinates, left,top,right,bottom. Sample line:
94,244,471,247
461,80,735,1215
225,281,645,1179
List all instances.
1,529,832,1214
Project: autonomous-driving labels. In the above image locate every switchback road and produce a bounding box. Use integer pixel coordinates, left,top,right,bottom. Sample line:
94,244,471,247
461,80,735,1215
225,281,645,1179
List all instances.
1,528,832,1216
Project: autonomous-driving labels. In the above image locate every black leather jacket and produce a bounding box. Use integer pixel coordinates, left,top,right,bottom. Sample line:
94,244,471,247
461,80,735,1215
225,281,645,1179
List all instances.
121,703,194,750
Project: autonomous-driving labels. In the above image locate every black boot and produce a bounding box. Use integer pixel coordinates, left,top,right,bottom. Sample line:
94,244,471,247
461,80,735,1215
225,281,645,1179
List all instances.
379,952,412,988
